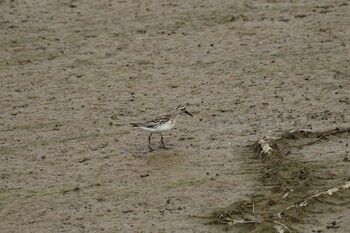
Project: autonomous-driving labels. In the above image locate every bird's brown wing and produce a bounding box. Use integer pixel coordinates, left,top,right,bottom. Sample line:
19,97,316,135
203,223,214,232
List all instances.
140,114,171,129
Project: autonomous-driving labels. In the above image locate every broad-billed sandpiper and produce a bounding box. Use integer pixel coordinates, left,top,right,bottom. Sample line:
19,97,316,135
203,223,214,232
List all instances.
130,105,193,151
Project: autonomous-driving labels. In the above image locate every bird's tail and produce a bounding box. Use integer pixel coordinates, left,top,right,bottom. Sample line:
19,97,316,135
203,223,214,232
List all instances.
130,123,140,127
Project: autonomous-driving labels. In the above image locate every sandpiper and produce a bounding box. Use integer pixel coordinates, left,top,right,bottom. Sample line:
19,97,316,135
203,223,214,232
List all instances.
130,105,193,151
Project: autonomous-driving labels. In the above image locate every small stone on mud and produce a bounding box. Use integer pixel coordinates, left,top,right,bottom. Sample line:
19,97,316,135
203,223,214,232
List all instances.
326,220,339,229
122,210,133,214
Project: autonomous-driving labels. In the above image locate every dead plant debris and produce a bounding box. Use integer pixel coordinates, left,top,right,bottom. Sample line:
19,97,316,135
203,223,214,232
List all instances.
211,127,350,232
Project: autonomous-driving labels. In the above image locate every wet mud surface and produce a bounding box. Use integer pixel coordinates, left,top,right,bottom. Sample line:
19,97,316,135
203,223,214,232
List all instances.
1,0,349,232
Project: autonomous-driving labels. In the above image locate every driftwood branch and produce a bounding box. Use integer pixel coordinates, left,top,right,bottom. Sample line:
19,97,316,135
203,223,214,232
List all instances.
278,181,350,217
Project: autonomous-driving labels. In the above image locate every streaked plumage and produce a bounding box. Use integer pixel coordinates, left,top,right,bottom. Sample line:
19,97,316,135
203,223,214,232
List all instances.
131,105,193,151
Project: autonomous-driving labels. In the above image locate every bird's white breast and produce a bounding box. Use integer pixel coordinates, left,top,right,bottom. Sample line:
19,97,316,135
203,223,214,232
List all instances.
139,119,175,133
157,119,175,131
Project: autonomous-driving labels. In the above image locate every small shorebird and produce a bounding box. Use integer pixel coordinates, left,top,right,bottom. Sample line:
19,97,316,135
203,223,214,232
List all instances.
130,105,193,151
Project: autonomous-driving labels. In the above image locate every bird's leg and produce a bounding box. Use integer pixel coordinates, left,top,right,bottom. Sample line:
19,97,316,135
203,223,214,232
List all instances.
160,134,167,149
148,133,153,151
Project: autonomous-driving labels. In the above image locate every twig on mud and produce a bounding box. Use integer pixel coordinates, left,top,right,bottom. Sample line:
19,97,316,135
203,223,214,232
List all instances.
228,219,261,226
215,212,261,225
271,220,292,233
256,139,275,157
278,181,350,217
308,181,350,199
255,127,350,158
296,136,327,149
216,215,291,233
289,127,350,140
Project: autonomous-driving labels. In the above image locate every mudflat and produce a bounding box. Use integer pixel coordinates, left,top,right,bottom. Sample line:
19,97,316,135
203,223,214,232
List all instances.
1,0,349,232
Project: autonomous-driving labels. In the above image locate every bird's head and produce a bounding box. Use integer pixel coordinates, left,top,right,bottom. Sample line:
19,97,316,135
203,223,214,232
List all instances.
176,105,193,117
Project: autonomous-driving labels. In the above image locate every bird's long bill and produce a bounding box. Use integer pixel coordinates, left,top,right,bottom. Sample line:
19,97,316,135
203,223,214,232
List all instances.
184,110,193,117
